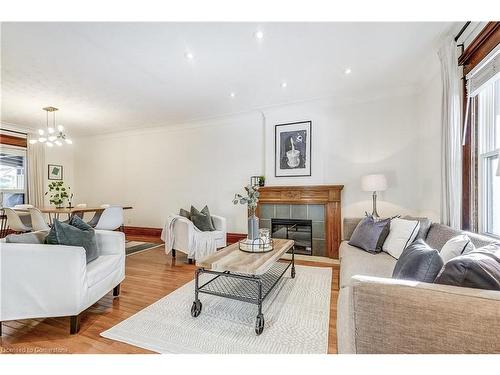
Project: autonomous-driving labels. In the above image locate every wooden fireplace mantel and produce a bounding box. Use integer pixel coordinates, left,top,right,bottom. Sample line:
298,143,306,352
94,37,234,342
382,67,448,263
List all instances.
257,185,343,259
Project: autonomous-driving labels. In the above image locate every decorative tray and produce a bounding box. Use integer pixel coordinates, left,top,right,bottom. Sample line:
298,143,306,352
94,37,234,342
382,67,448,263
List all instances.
238,238,274,253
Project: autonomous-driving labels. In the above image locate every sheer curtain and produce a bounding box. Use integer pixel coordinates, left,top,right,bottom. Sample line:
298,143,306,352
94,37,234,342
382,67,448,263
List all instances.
26,133,46,207
438,38,462,228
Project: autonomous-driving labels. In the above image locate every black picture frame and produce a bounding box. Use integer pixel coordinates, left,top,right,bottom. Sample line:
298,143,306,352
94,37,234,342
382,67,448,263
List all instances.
274,121,312,177
48,164,63,180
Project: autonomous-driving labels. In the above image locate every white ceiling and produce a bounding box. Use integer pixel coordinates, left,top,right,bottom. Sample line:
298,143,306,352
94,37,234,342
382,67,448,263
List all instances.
1,22,454,136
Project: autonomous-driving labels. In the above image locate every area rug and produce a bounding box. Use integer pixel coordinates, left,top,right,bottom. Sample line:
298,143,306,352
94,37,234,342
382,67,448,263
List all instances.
125,241,163,256
101,265,332,353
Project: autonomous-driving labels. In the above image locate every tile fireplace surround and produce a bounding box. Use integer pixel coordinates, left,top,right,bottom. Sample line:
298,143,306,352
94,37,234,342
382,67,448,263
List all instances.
256,185,343,259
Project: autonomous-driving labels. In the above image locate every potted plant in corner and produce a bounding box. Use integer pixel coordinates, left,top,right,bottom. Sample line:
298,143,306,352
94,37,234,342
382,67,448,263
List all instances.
45,181,71,209
233,184,260,240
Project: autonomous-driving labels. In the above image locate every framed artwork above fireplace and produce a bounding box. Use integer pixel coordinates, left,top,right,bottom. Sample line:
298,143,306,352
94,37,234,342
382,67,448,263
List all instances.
275,121,312,177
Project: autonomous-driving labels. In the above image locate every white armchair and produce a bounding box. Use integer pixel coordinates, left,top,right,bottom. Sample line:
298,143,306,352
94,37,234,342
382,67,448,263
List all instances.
0,230,125,335
162,214,227,263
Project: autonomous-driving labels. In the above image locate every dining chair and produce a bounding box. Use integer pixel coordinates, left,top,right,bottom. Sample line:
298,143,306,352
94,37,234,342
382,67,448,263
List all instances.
4,207,32,233
14,204,34,209
73,203,87,219
94,206,124,231
86,203,109,227
28,207,51,231
0,209,8,238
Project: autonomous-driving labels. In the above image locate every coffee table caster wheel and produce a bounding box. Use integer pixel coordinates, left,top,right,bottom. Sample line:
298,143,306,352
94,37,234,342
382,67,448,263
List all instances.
191,300,202,317
255,314,265,335
291,267,296,279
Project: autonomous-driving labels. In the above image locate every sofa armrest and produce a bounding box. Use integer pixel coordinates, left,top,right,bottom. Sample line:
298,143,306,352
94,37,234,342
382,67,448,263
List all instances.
95,230,125,256
165,216,197,252
211,215,227,233
349,275,500,353
0,243,87,320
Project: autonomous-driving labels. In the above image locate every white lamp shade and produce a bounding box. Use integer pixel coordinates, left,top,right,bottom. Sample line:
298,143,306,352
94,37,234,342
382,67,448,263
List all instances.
362,174,388,192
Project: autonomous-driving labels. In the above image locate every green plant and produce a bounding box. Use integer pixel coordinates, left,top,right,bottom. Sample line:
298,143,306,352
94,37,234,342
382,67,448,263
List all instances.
233,184,260,215
45,181,71,207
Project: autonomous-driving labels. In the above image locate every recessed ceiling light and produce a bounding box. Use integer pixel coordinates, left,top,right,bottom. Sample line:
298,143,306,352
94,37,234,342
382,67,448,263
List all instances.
254,30,264,40
230,92,236,98
344,68,352,75
185,52,194,60
281,82,288,88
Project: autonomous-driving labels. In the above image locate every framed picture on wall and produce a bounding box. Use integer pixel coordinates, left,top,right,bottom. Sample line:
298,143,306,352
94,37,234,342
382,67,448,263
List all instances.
48,164,63,180
275,121,312,177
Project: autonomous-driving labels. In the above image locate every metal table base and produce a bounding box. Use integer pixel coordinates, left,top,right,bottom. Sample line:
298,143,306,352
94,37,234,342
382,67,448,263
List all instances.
191,248,295,335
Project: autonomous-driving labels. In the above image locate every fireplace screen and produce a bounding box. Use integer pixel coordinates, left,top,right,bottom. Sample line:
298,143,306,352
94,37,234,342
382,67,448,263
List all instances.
271,218,312,255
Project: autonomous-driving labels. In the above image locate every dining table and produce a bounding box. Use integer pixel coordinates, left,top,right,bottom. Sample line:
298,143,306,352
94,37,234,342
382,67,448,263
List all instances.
13,205,133,224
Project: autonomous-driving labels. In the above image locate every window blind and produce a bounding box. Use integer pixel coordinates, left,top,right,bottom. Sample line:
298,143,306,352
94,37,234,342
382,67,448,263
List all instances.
466,44,500,97
462,44,500,145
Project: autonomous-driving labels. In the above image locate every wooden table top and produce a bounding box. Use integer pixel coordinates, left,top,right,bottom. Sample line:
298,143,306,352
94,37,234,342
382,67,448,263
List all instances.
14,206,133,214
197,238,294,275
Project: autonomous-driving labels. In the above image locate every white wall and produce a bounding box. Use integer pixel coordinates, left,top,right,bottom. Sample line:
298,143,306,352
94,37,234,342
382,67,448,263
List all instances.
415,71,443,222
70,79,443,232
74,113,264,231
44,146,75,205
262,84,442,221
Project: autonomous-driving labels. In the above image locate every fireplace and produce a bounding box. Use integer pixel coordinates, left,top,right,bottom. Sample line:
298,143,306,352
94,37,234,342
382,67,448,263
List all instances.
271,218,313,255
256,185,343,259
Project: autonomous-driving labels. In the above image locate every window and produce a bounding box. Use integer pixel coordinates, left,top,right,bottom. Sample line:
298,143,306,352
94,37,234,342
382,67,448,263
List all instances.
0,145,27,207
477,78,500,237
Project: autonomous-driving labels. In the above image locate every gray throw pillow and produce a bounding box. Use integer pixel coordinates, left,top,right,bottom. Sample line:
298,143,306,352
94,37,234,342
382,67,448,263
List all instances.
348,215,391,253
179,208,191,220
403,215,432,240
6,231,49,244
434,243,500,291
200,205,216,230
69,214,93,231
45,219,99,263
392,239,443,282
190,205,215,232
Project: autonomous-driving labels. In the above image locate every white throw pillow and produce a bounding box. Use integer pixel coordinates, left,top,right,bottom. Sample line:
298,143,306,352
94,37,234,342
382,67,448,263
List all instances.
383,218,420,259
439,235,475,263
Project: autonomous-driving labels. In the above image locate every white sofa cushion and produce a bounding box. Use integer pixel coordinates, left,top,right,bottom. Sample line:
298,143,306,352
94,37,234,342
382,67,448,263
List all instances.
86,254,123,288
382,218,420,259
337,241,398,353
339,241,397,288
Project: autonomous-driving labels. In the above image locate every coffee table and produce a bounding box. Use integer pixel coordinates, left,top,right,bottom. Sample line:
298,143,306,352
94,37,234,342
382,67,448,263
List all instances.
191,238,295,335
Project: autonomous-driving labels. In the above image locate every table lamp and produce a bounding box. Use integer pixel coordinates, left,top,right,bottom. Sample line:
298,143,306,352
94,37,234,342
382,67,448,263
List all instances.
361,174,388,219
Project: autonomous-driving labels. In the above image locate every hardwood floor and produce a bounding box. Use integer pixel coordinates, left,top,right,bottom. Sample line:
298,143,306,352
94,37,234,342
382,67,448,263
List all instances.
0,236,339,354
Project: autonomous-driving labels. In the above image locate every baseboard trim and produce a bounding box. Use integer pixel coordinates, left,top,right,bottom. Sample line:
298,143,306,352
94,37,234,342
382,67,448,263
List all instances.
226,232,247,244
123,226,162,237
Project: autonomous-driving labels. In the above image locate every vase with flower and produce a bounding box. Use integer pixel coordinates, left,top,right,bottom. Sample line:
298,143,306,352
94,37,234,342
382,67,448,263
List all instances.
233,184,260,240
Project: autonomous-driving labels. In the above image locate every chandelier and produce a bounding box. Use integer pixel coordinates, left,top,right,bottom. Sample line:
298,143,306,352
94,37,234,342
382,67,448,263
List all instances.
29,107,72,147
